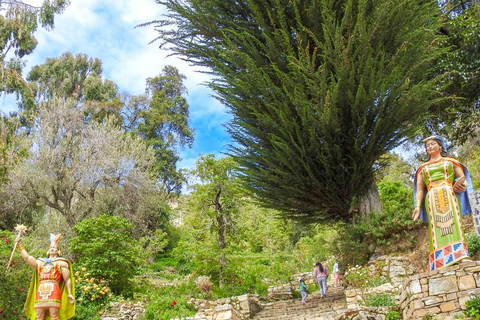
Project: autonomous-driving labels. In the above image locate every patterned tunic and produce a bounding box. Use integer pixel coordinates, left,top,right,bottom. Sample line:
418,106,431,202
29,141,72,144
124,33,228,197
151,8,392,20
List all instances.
419,159,470,271
35,259,63,308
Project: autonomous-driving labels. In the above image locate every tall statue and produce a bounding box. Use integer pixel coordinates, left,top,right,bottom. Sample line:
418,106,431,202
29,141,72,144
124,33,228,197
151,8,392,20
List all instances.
18,233,75,320
412,135,473,271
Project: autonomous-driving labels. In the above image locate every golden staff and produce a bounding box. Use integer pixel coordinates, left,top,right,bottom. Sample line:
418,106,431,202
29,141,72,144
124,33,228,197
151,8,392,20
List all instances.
5,224,28,273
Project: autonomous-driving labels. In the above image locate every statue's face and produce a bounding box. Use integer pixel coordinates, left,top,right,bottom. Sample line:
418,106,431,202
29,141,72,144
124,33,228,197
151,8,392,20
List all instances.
425,140,441,156
47,243,59,257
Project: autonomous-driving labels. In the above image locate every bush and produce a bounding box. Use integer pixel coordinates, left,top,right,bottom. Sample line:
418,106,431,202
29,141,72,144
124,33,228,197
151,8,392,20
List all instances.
385,310,401,320
364,293,396,307
466,233,480,257
195,275,213,296
464,295,480,319
143,282,197,320
0,231,31,320
343,261,389,289
70,215,144,295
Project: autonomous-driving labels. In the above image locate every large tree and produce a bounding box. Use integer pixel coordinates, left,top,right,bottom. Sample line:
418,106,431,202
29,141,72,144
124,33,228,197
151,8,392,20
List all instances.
26,52,121,120
0,0,69,108
428,1,480,142
123,65,194,195
149,0,446,221
187,154,241,287
4,98,158,228
26,55,194,195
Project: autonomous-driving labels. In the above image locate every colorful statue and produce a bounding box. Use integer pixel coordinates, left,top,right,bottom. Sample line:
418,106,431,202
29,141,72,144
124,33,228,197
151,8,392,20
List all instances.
412,135,473,271
18,233,75,320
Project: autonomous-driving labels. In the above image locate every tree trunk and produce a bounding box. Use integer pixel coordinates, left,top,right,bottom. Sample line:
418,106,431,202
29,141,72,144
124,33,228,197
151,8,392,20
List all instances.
217,214,227,288
357,182,383,217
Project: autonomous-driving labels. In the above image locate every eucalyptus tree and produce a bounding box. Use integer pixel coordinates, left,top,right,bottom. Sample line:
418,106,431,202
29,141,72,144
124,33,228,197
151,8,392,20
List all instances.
0,0,69,108
26,52,121,121
148,0,446,222
123,65,194,195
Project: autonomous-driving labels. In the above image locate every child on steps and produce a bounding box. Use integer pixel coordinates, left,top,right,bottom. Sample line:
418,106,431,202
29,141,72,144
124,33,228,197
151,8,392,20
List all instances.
299,277,307,305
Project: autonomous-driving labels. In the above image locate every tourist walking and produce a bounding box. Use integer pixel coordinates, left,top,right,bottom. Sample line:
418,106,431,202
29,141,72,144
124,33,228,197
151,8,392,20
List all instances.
313,262,328,298
333,261,340,287
299,277,307,304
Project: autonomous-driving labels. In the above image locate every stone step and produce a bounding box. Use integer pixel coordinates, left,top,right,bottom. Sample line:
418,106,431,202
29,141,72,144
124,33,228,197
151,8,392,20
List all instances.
252,287,347,320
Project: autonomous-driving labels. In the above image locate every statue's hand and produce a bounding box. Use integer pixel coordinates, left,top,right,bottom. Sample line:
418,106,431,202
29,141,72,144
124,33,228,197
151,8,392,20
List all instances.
453,176,467,193
412,207,421,221
68,294,74,304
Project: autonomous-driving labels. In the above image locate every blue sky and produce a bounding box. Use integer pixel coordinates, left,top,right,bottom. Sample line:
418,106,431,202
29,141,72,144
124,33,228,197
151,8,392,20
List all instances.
0,0,232,171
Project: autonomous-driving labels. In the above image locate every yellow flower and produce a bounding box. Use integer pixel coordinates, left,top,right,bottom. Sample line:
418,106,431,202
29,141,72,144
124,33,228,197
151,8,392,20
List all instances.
99,311,104,315
82,267,86,272
75,271,80,277
78,298,83,302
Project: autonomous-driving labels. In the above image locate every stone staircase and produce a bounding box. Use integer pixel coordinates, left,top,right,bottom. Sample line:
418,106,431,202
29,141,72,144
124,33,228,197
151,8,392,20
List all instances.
252,286,348,320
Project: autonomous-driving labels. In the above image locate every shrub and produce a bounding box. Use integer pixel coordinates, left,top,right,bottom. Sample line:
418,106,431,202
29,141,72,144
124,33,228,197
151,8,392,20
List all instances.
464,295,480,319
466,233,480,257
195,275,213,296
141,229,169,263
143,283,197,320
0,231,31,320
343,261,389,289
385,310,401,320
73,267,114,320
70,215,144,295
364,293,396,307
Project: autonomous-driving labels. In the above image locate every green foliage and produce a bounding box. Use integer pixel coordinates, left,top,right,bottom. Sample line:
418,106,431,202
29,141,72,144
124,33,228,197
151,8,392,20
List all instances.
464,295,480,319
343,261,389,289
466,233,480,257
334,180,418,267
364,293,396,307
141,229,169,262
142,282,196,320
70,215,145,295
385,310,401,320
153,0,446,222
293,224,338,271
134,65,194,195
432,3,480,142
0,231,31,320
463,147,480,190
73,267,113,320
0,0,69,107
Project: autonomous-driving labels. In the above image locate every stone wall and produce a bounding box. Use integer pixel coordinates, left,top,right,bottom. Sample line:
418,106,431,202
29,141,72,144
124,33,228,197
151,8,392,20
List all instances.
399,260,480,319
344,256,414,309
184,294,262,320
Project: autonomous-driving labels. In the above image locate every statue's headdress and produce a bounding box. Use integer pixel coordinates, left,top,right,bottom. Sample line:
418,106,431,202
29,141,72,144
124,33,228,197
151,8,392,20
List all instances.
424,135,448,152
48,233,62,256
50,233,61,244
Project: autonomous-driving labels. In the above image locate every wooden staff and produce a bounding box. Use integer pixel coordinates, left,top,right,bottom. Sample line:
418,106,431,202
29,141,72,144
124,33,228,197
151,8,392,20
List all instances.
5,224,28,273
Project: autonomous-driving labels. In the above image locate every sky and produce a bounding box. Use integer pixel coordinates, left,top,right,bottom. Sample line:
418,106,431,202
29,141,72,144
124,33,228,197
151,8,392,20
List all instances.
0,0,232,171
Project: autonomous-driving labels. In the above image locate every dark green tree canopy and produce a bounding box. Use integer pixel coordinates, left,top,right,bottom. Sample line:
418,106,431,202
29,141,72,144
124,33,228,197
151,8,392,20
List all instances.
150,0,446,222
430,1,480,142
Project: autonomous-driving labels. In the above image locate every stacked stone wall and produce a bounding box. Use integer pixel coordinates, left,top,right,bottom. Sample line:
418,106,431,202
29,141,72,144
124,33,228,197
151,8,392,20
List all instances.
184,294,261,320
399,260,480,319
